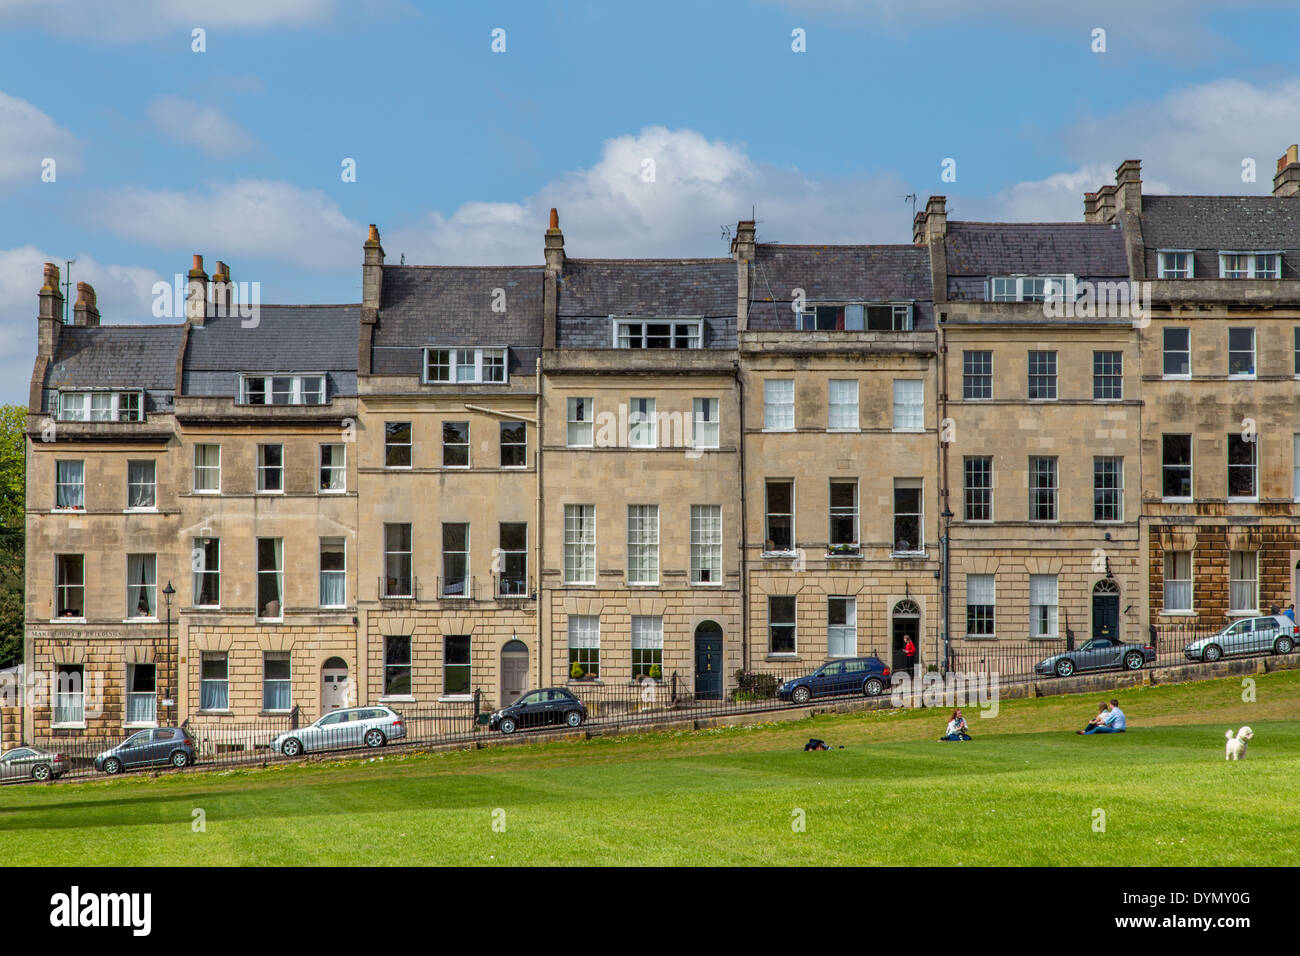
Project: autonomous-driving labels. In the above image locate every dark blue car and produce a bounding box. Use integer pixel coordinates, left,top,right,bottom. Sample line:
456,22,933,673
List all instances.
778,657,892,704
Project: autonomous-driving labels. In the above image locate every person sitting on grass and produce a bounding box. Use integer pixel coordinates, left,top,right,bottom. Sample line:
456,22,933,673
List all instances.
940,708,971,741
1080,699,1126,735
1078,702,1108,734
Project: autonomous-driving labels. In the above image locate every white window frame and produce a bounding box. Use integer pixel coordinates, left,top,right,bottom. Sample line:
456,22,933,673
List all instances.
54,389,145,422
53,664,85,727
962,350,993,400
612,318,703,349
1162,551,1193,614
1227,327,1256,379
631,615,664,678
1218,252,1282,280
422,347,508,384
384,422,413,469
567,615,600,678
1228,551,1259,615
256,537,284,621
989,274,1076,302
629,398,657,449
1029,575,1059,639
319,537,347,609
827,596,857,657
965,574,996,639
257,443,284,494
892,478,924,555
499,421,528,469
763,379,795,432
567,397,594,448
691,398,720,450
193,444,221,494
828,380,859,431
1027,351,1058,401
238,373,326,406
1029,456,1059,522
1157,250,1194,279
563,504,596,585
626,504,659,586
320,443,346,493
54,459,85,511
125,662,157,726
764,479,796,555
689,505,722,586
1093,456,1124,523
1227,433,1258,502
828,479,859,553
193,537,221,608
1162,434,1194,502
126,459,157,511
263,652,292,713
1162,327,1191,380
125,553,157,621
768,596,797,656
892,379,924,431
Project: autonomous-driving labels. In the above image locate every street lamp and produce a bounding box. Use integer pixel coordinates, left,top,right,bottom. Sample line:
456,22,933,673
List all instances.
940,507,955,677
163,581,176,721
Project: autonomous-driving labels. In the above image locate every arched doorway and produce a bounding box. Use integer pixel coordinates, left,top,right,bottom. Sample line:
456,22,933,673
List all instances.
1092,579,1120,642
321,657,349,712
891,600,920,675
500,640,530,708
694,621,723,701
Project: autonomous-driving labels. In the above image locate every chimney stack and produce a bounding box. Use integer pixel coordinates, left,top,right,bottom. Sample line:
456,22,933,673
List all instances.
1083,192,1099,223
542,209,564,350
731,220,757,332
186,254,208,326
72,282,100,327
38,262,64,358
362,224,384,316
211,260,232,314
1274,144,1300,197
544,208,565,273
923,196,947,241
1095,184,1118,224
1115,160,1143,215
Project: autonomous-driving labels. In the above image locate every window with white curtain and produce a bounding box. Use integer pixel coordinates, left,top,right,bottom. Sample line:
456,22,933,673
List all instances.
631,616,663,678
193,444,221,492
1229,551,1258,612
828,380,859,430
690,505,722,585
126,553,156,618
193,537,220,607
200,653,229,711
127,460,156,509
126,664,156,725
55,460,84,509
692,398,719,449
1029,574,1058,638
567,398,594,447
892,379,924,430
629,398,657,448
966,574,995,638
627,505,659,584
1163,552,1192,612
828,597,857,657
764,379,794,430
319,444,345,492
320,537,346,608
263,652,291,712
54,665,84,725
257,538,283,619
564,505,596,584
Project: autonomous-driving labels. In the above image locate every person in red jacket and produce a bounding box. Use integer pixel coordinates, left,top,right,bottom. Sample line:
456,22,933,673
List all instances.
903,635,917,676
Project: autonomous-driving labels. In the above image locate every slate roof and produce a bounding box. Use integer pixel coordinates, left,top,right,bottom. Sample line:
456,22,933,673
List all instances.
557,259,735,316
45,325,185,391
371,266,543,375
748,244,934,330
182,304,360,397
1139,196,1300,278
945,222,1129,277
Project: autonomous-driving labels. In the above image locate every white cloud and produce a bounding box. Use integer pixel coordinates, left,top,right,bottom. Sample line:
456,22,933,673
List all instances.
0,247,165,404
147,95,259,157
388,126,915,263
0,91,82,187
89,180,360,272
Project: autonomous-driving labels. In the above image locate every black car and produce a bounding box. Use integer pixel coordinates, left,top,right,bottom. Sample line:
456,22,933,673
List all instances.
489,688,586,734
778,656,892,704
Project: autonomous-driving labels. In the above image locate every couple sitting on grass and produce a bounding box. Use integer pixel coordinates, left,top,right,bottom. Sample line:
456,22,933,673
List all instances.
1077,698,1126,735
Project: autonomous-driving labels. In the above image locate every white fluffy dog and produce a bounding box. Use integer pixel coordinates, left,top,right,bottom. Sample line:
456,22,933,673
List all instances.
1225,726,1254,760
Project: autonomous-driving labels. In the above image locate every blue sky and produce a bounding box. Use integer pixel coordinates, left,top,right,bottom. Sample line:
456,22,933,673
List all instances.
2,0,1300,401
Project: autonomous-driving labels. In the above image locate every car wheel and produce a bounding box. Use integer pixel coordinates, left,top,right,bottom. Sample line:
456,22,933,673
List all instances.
104,757,122,775
863,677,884,697
1202,645,1222,663
565,710,583,728
499,717,517,735
281,737,303,757
364,729,387,748
1123,651,1144,671
1054,658,1075,678
792,686,812,705
1275,636,1294,655
31,764,51,782
171,750,190,768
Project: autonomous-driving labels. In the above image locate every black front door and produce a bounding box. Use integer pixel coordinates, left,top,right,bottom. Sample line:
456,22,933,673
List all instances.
694,622,723,700
1092,592,1119,642
892,618,919,674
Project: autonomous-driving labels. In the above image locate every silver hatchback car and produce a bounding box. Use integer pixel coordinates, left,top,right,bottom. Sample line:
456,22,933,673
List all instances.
1184,615,1297,662
272,706,406,757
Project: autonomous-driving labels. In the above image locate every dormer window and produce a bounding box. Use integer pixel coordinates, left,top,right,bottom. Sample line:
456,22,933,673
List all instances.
1157,251,1194,279
1219,252,1281,279
988,275,1076,303
613,319,702,349
239,374,326,405
798,303,913,331
423,347,507,383
55,390,144,422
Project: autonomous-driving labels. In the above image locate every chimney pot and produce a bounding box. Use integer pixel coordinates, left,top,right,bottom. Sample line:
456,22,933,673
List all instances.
1274,144,1300,197
548,208,559,230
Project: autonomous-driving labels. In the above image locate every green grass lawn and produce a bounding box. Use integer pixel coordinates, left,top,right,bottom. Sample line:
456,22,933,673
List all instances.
3,670,1297,866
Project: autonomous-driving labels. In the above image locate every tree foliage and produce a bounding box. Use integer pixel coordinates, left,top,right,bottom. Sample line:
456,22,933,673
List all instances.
0,405,25,668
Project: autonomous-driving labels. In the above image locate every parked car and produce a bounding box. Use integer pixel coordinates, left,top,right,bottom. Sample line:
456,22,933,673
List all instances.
778,657,892,704
94,728,196,774
1034,638,1156,678
0,746,66,782
272,706,406,757
488,688,586,734
1183,615,1297,663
